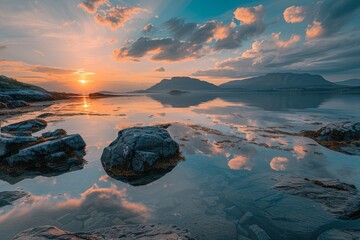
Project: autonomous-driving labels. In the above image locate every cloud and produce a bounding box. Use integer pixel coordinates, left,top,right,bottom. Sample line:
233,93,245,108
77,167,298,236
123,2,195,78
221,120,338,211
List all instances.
283,6,305,23
234,5,263,24
113,37,206,62
270,157,288,171
193,30,360,78
0,46,6,50
143,23,155,34
308,0,360,38
306,21,324,39
165,18,197,39
29,66,76,75
79,0,110,14
108,38,118,45
155,67,165,72
95,6,145,30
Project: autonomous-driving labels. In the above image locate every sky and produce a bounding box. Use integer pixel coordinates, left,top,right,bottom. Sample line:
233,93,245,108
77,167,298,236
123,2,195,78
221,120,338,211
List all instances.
0,0,360,93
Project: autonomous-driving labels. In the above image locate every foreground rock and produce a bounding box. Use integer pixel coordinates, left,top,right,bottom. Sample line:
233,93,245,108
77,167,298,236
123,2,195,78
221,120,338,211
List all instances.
1,119,47,134
274,176,360,219
303,122,360,155
0,120,86,184
13,224,193,240
0,190,28,208
317,229,360,240
101,126,182,186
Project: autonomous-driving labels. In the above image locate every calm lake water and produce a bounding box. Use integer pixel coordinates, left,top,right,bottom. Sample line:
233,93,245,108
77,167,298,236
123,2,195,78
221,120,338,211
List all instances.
1,93,360,239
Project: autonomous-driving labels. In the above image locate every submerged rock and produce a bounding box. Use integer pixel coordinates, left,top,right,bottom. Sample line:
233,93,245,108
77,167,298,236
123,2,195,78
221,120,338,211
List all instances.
7,100,30,109
317,229,360,240
101,126,182,186
0,190,28,208
0,120,86,184
13,224,193,240
274,176,360,220
1,119,47,134
303,122,360,155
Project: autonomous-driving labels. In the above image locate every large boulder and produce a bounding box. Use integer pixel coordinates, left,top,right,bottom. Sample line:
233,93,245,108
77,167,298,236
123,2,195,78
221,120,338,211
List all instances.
274,176,360,220
1,119,47,134
101,126,182,185
0,133,39,157
13,224,192,240
303,122,360,155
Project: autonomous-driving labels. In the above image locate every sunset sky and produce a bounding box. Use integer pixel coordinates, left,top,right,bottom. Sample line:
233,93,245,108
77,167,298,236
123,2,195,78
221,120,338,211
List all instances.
0,0,360,92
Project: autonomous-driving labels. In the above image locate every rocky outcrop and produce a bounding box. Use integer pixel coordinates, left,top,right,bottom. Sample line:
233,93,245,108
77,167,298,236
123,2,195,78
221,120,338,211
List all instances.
303,122,360,155
101,126,182,186
274,176,360,219
0,190,28,208
1,119,47,134
0,120,86,184
6,100,30,109
13,224,193,240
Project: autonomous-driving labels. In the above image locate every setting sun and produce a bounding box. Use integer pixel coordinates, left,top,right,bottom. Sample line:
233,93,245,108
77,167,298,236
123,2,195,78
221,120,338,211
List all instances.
79,79,87,84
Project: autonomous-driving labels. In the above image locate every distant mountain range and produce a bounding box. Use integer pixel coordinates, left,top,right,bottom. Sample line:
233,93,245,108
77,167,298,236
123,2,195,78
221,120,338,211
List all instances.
335,79,360,87
140,73,360,93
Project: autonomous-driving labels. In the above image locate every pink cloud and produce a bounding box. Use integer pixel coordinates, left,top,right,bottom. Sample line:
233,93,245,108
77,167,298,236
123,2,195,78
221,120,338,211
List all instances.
270,157,288,171
79,0,110,14
283,6,305,23
273,32,301,48
233,5,263,25
306,21,324,39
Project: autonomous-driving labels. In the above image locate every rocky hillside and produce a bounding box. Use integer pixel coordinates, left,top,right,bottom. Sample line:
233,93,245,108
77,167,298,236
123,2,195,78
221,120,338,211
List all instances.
146,76,219,92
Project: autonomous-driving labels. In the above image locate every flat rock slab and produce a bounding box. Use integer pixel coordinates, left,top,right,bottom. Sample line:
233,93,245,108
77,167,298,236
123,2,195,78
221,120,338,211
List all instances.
0,190,28,208
303,122,360,155
13,224,193,240
274,176,360,219
1,119,47,134
317,229,360,240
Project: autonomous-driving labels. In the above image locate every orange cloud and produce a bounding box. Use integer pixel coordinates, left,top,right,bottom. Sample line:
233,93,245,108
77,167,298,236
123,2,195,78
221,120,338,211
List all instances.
228,155,252,171
79,0,110,14
95,6,145,30
234,5,263,25
273,32,301,48
306,21,324,39
283,6,305,23
270,157,288,171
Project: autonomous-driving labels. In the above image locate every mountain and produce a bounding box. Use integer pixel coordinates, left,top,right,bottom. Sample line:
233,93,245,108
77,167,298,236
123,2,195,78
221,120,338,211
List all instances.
146,77,219,92
219,73,337,90
335,79,360,87
0,75,53,101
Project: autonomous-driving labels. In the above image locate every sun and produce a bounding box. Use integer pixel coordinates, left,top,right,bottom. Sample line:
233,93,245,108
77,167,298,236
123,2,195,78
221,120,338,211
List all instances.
79,79,87,84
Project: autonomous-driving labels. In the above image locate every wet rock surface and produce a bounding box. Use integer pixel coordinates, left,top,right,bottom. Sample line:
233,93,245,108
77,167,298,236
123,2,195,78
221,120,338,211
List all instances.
0,190,28,208
13,224,193,240
0,119,86,184
303,122,360,155
101,126,182,185
317,229,360,240
274,176,360,220
1,119,47,134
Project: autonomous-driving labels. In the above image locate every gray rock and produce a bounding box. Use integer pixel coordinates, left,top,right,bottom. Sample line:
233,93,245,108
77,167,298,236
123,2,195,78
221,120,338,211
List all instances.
7,100,30,109
41,129,67,138
249,225,271,240
317,229,360,240
2,119,47,134
0,94,14,103
101,126,182,186
0,102,7,109
0,89,53,102
13,224,193,240
101,126,179,172
0,133,39,157
313,122,360,141
274,176,360,219
5,134,86,167
0,190,28,208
